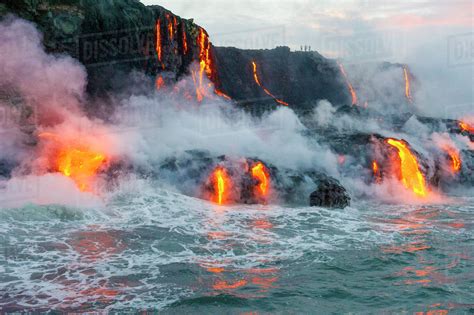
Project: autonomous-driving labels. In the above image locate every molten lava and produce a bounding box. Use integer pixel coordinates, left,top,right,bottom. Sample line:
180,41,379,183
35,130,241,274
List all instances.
166,14,174,41
39,133,107,191
251,61,289,106
459,121,474,133
338,62,357,106
251,162,270,198
211,167,232,205
155,19,162,63
214,88,231,100
442,146,461,173
386,138,428,197
190,28,216,102
182,26,188,54
155,75,165,90
372,160,382,183
403,66,413,103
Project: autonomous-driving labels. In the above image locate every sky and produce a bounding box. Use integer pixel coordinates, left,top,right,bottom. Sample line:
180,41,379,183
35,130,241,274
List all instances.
140,0,473,117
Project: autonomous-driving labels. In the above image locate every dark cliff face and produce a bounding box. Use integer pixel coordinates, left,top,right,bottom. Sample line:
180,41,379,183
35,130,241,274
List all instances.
213,46,350,113
1,0,353,110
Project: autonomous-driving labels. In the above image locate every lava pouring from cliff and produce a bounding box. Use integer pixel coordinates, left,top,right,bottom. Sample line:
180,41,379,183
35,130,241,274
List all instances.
386,138,428,197
338,62,357,106
251,61,289,106
403,66,413,103
251,162,270,200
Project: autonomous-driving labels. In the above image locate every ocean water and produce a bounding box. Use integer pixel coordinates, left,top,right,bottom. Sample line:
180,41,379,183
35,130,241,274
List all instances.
0,185,473,314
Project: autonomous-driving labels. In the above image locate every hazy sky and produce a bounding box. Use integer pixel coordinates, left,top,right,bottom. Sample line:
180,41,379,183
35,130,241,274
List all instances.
140,0,473,116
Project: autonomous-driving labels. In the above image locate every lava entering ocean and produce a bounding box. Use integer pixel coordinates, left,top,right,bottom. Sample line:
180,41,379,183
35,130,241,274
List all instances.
38,132,108,192
338,62,357,106
251,61,289,106
386,138,428,197
251,162,270,200
211,167,232,205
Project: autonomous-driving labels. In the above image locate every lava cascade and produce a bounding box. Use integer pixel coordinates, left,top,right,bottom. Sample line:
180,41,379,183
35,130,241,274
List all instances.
403,66,413,103
251,162,270,199
386,138,428,197
211,167,232,205
442,146,461,173
251,61,289,106
338,62,358,106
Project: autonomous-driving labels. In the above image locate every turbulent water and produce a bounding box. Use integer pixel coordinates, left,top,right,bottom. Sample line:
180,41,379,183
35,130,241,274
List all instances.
0,182,473,313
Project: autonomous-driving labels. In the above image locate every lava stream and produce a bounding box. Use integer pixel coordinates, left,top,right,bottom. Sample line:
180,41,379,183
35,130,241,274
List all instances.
459,121,474,133
251,61,288,106
442,146,461,173
155,75,165,90
386,138,428,197
338,62,357,106
211,167,232,205
403,66,413,103
251,162,270,198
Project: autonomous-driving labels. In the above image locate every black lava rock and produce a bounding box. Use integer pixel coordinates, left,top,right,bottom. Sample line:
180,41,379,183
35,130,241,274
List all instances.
309,179,350,209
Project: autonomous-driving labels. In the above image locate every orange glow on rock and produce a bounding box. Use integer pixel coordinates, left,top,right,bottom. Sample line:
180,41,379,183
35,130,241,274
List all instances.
251,61,289,106
211,167,232,205
338,62,358,105
251,162,270,198
372,160,382,183
387,138,428,197
155,75,165,90
442,145,461,173
459,121,474,133
155,19,162,62
182,25,188,54
403,66,413,103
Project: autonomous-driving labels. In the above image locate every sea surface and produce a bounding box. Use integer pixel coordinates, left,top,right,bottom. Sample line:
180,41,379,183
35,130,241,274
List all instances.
0,186,473,314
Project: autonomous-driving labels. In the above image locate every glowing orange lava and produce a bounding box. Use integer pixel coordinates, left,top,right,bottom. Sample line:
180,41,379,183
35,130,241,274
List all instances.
386,138,428,197
38,133,107,191
214,88,231,100
211,167,231,205
182,26,188,54
251,61,289,106
166,14,174,41
372,160,382,183
251,162,270,198
459,121,474,133
338,62,357,106
442,146,461,173
155,75,165,90
403,66,413,103
155,19,162,62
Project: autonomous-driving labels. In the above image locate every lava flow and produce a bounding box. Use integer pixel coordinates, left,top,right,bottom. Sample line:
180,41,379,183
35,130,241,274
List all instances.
251,61,288,106
39,133,107,191
155,75,165,90
459,120,474,133
386,138,428,197
155,19,164,69
338,62,357,106
372,160,382,183
403,66,413,103
442,146,461,173
251,162,270,199
211,167,232,205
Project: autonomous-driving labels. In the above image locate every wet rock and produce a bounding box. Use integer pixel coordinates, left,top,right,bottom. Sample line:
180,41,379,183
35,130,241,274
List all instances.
309,178,350,209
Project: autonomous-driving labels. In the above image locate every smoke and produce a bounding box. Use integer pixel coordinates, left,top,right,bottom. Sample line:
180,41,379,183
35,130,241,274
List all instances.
0,16,470,209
